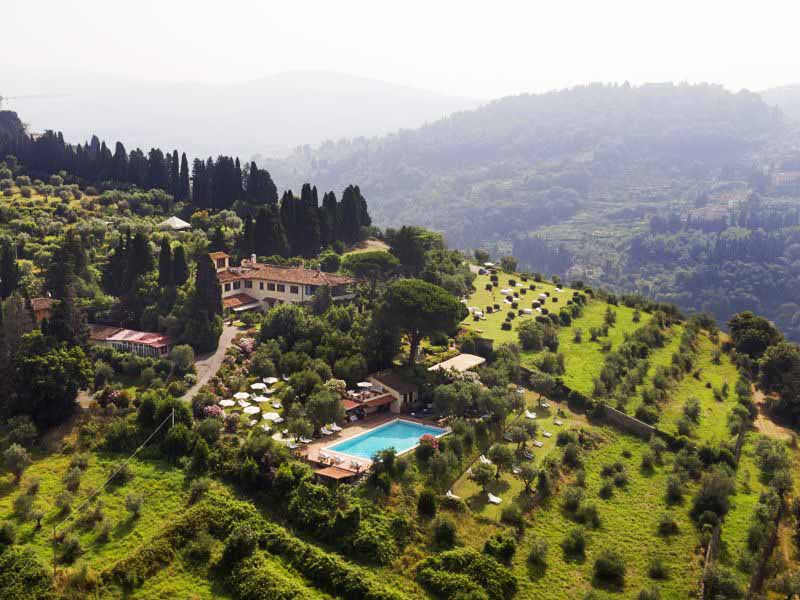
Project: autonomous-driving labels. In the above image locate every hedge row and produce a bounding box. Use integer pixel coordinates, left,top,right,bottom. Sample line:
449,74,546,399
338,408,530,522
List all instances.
415,548,516,599
231,552,319,600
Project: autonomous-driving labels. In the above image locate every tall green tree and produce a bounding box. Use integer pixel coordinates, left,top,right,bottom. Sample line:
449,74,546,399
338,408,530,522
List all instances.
0,238,20,299
172,244,190,286
178,152,191,201
379,279,465,366
158,238,174,287
44,286,88,348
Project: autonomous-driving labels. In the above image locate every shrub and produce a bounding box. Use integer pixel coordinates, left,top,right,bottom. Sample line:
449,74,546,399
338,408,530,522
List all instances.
637,586,661,599
125,493,144,517
613,471,629,488
63,467,82,492
563,486,585,513
0,522,16,546
561,527,586,557
599,482,614,499
483,532,517,565
418,489,437,518
593,549,626,587
55,490,73,514
665,475,683,504
186,530,214,563
60,534,83,564
500,505,523,528
657,514,679,536
189,477,211,504
647,556,668,579
528,537,548,567
576,503,601,528
641,452,655,473
13,493,34,520
434,517,458,549
220,526,258,567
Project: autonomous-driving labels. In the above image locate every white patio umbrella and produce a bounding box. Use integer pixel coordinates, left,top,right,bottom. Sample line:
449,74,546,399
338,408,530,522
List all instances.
250,382,267,391
263,377,279,385
262,412,280,421
233,391,250,401
243,405,260,415
252,395,269,403
264,387,276,395
237,400,251,408
357,382,372,389
219,399,235,407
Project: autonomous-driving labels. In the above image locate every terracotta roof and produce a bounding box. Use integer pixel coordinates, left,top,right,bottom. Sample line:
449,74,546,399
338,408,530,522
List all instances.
88,324,123,342
341,399,360,411
217,263,355,287
105,328,173,349
209,252,229,260
223,293,259,309
364,394,395,408
30,297,54,311
315,466,357,480
369,371,418,395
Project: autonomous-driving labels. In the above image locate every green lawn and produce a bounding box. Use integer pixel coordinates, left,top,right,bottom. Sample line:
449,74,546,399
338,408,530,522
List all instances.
0,451,191,574
462,273,650,396
451,392,581,520
658,334,740,443
512,428,702,599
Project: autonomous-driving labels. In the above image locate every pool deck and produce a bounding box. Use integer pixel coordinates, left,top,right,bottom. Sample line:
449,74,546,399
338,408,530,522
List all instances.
301,414,444,474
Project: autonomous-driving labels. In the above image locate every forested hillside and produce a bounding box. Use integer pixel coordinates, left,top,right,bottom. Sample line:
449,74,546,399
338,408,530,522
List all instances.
268,83,800,339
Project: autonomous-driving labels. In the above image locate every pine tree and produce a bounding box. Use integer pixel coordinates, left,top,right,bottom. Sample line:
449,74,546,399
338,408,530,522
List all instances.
172,244,190,286
158,238,174,287
178,153,190,201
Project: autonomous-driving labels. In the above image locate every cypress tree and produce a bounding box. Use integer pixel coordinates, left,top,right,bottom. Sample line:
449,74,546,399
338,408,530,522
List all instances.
46,286,89,348
170,150,180,197
255,205,288,257
0,239,20,300
209,226,227,253
172,244,190,286
238,214,255,258
321,191,338,247
158,238,174,287
193,254,223,318
179,153,190,201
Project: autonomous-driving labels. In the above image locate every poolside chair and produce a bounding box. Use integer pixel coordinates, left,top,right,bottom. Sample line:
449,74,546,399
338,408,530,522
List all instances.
543,431,552,438
479,455,492,465
487,493,502,505
533,440,544,448
287,442,299,450
330,423,343,432
541,401,551,409
446,489,461,500
525,410,537,419
299,437,312,444
320,426,333,436
512,466,522,475
524,450,534,460
554,419,563,426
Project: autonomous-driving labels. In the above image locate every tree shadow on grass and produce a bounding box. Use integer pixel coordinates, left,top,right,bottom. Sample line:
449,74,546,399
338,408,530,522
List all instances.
112,515,138,540
0,478,17,500
591,575,625,593
526,560,548,581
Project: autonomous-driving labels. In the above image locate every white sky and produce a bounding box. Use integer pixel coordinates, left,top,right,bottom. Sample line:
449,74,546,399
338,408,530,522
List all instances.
3,0,800,99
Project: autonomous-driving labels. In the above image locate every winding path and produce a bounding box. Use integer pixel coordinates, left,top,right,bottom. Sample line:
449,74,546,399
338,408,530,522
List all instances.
182,323,239,401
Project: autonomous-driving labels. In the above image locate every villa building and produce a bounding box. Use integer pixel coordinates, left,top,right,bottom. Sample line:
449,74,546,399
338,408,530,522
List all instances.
211,252,356,314
30,297,54,322
366,371,420,413
88,325,174,358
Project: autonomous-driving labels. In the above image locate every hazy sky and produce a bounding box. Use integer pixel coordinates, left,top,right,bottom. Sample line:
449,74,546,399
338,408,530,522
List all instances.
4,0,800,99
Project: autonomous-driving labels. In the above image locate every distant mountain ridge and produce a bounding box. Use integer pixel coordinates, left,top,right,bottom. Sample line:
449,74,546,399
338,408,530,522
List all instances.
0,69,480,159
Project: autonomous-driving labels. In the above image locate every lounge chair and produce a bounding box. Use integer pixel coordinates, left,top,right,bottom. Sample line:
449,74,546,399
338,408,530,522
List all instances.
273,416,285,424
524,450,534,460
525,410,537,419
330,423,343,432
446,489,461,500
272,402,282,409
320,426,333,436
541,401,550,408
487,493,502,505
512,466,522,475
287,442,299,450
543,431,552,438
299,437,313,444
503,432,513,442
533,440,544,448
479,455,492,465
554,419,563,426
318,452,330,462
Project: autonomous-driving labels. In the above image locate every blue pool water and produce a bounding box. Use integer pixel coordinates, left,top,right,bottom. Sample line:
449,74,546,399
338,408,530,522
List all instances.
327,419,447,460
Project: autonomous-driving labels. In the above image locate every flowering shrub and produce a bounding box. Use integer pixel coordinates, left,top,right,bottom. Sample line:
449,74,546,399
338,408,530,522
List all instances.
420,434,439,451
238,337,256,354
204,405,224,419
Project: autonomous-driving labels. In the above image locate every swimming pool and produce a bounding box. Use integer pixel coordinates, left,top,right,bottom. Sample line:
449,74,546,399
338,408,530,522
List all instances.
327,419,448,460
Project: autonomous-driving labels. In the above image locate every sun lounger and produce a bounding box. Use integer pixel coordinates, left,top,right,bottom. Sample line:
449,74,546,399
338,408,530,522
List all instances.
512,466,521,475
543,431,552,438
287,442,298,450
299,437,312,444
554,419,563,426
273,416,284,424
541,401,550,408
524,450,534,460
330,423,343,432
272,402,282,409
479,455,492,465
503,433,513,442
487,493,502,505
533,440,544,448
320,427,333,436
446,489,461,500
525,410,537,419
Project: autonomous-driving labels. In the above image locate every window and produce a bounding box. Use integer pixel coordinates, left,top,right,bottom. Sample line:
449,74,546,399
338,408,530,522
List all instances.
290,285,299,294
216,258,225,269
244,280,253,289
267,283,276,291
259,282,264,290
305,285,315,295
233,281,241,290
224,283,231,292
276,284,285,292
